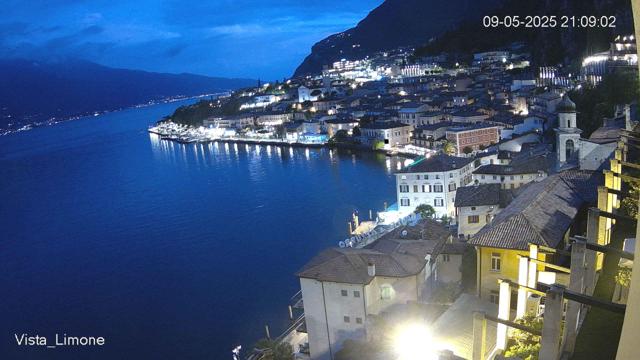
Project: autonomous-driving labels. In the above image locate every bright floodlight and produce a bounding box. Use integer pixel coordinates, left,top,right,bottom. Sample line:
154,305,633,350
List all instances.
393,323,438,360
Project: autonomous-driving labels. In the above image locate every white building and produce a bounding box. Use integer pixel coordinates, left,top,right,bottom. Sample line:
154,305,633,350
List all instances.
298,86,320,103
296,219,457,360
396,154,476,219
454,183,513,239
473,154,550,189
360,121,413,147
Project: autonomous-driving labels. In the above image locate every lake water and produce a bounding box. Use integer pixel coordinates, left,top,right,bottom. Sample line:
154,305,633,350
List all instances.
0,100,402,359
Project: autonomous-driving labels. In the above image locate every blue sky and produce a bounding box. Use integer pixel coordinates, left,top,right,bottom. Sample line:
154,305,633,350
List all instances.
0,0,383,79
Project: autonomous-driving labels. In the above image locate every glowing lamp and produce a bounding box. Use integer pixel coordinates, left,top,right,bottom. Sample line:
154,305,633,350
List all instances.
393,323,438,360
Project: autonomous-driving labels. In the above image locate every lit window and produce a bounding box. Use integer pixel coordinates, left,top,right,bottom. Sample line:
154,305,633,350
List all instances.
491,253,501,272
381,285,393,300
341,290,348,297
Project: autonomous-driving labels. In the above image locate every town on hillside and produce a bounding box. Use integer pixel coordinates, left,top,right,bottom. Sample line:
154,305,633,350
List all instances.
152,35,640,360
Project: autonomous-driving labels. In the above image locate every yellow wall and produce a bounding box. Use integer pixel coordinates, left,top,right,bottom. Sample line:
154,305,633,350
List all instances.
476,247,548,300
477,247,527,300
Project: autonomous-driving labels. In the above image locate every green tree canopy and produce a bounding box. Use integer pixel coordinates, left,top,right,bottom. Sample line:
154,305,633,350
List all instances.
504,315,544,360
414,204,436,219
442,141,456,155
253,339,294,360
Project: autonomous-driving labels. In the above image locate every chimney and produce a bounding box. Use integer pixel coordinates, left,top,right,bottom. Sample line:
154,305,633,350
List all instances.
367,262,376,277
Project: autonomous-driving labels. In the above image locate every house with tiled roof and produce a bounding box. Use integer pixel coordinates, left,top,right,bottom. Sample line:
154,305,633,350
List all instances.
472,154,551,189
454,183,515,239
296,218,457,360
468,170,601,301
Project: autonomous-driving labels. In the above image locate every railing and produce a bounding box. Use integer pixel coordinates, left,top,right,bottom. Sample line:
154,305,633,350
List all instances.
338,212,423,248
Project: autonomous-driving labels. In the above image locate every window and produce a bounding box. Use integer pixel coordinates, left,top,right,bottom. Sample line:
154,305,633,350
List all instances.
434,198,444,207
413,185,419,193
433,184,444,192
341,290,348,297
381,285,393,300
449,173,453,178
401,175,407,180
471,206,476,211
400,198,410,207
468,215,480,224
491,252,501,272
356,317,363,324
490,291,499,304
353,290,360,298
344,316,350,323
422,185,429,193
399,185,409,193
481,175,485,180
442,254,450,262
448,183,456,191
435,175,441,179
493,175,497,180
425,175,429,180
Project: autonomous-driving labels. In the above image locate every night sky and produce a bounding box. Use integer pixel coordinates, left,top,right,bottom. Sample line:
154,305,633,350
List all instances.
1,0,383,79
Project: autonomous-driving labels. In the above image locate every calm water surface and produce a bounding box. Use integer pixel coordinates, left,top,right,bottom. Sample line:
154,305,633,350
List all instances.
0,100,402,359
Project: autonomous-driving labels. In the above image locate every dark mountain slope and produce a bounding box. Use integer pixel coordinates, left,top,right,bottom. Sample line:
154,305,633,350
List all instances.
0,59,256,132
294,0,502,76
415,0,634,66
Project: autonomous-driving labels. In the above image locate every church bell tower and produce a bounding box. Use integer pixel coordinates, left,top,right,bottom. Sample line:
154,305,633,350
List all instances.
555,94,582,167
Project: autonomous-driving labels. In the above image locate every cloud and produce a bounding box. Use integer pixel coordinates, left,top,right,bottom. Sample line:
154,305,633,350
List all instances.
0,0,384,79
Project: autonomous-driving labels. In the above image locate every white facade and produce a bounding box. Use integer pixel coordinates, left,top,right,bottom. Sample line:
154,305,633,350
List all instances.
555,101,582,167
457,205,500,238
361,124,413,147
300,267,432,360
473,171,546,189
396,163,474,219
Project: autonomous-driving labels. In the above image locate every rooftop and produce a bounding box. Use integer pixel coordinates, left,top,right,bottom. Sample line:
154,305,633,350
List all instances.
473,155,550,175
296,218,450,284
468,170,601,250
454,183,513,208
398,154,475,173
361,121,411,130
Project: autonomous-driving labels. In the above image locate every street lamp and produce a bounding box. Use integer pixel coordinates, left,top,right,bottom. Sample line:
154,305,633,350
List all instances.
393,323,438,360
